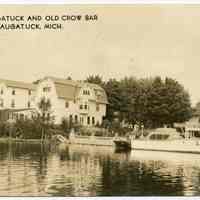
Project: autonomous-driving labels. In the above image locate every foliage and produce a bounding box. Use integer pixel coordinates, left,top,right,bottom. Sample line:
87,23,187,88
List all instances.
66,76,72,80
87,75,192,129
0,122,10,137
86,74,104,86
37,97,54,140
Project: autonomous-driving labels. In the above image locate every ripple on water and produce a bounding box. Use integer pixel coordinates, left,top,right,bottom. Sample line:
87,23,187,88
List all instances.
1,143,200,196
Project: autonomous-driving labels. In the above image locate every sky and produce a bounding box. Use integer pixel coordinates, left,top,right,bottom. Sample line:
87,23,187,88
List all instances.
0,5,200,105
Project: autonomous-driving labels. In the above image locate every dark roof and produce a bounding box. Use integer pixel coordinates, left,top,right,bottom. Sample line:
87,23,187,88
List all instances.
43,76,108,104
0,78,36,90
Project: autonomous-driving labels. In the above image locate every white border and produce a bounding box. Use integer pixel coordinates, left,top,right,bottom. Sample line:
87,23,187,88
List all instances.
0,2,199,200
0,0,200,4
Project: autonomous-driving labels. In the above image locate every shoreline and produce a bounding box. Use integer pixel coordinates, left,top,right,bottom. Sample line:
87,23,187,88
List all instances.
0,137,51,143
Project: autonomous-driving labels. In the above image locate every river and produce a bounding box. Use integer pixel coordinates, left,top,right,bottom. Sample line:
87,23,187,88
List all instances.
0,141,200,196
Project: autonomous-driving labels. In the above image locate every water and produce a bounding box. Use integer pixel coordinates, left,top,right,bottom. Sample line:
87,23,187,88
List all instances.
0,141,200,196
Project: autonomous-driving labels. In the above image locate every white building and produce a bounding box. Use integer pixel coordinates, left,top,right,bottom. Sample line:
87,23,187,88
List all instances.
34,76,108,125
0,78,36,121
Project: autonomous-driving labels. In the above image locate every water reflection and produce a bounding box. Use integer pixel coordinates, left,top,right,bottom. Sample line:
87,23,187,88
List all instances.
0,141,200,196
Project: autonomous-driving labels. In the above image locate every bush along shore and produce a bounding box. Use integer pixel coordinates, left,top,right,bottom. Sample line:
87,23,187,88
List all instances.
0,116,151,143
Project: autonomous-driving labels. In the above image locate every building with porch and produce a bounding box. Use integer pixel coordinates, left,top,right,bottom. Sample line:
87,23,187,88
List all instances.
0,79,36,122
34,76,108,125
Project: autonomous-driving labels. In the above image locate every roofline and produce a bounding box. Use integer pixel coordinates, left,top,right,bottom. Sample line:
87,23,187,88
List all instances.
6,85,36,91
0,78,36,91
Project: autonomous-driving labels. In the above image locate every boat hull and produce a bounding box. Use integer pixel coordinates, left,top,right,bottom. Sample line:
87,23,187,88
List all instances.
131,139,200,154
114,140,131,151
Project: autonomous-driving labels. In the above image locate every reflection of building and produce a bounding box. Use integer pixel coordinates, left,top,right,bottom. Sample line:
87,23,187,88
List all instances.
0,77,108,125
34,77,108,125
46,150,103,196
0,79,36,122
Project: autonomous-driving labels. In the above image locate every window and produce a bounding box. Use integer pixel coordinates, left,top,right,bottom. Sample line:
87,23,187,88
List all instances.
96,104,100,111
0,99,3,107
75,115,78,123
80,105,83,109
80,117,84,124
15,113,19,120
92,117,95,125
84,104,88,110
11,99,15,108
69,115,73,123
87,116,90,125
65,101,69,108
43,87,51,92
47,113,50,121
12,90,15,95
0,89,3,95
83,90,90,95
20,114,24,120
27,101,31,108
28,90,31,95
9,112,13,120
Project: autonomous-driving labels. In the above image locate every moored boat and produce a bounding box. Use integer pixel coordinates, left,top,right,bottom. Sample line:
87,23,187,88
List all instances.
131,127,200,154
113,137,131,151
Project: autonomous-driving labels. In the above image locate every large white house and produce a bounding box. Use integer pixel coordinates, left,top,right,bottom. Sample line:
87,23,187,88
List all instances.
0,77,108,126
0,78,36,121
34,76,108,125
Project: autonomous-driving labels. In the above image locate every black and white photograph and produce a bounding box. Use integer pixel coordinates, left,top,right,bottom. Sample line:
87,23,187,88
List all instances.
0,4,200,197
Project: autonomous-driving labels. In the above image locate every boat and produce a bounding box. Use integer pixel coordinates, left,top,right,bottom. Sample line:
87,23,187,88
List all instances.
113,137,131,151
131,127,200,154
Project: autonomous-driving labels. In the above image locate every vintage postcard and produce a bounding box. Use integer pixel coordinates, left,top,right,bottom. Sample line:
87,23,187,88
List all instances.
0,4,200,197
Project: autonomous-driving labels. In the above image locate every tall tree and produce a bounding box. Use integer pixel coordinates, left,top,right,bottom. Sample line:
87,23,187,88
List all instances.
86,75,104,86
104,79,121,121
164,77,192,125
37,97,53,140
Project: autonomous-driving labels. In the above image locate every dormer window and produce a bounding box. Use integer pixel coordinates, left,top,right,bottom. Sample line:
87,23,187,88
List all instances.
12,90,15,95
83,90,90,95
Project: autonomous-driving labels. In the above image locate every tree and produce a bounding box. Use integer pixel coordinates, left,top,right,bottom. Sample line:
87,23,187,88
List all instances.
103,76,192,129
37,97,53,140
146,76,168,128
119,76,140,125
194,102,200,117
86,75,104,86
104,79,122,121
164,77,192,125
66,76,72,80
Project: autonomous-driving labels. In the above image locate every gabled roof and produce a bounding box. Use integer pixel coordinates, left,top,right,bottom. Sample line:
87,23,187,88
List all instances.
43,76,108,104
0,78,36,90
